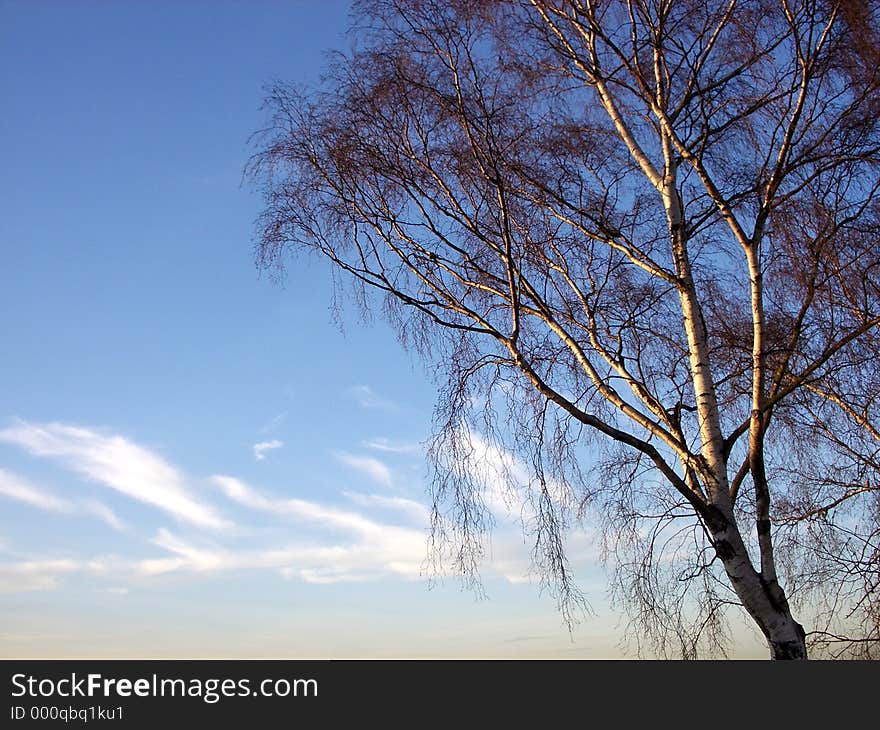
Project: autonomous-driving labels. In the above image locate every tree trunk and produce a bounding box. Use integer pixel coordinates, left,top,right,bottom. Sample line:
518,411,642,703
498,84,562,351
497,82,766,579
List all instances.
705,507,808,659
767,619,808,660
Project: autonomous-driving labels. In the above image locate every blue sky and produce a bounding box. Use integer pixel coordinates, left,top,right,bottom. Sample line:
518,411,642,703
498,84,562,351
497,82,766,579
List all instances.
0,1,765,658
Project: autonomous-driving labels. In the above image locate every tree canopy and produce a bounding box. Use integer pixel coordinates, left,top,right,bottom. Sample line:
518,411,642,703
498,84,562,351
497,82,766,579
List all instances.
249,0,880,658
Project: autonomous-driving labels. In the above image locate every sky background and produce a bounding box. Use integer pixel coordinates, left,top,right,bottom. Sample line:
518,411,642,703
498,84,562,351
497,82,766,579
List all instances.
0,0,766,658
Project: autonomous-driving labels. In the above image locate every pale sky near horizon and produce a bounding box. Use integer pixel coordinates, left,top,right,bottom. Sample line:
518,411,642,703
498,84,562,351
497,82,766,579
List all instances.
0,0,767,658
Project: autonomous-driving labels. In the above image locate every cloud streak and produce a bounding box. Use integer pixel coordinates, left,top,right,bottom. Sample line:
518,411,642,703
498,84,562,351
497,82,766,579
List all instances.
0,467,128,533
0,559,83,593
346,385,398,411
0,421,228,530
82,500,126,532
342,490,429,526
253,439,283,461
211,475,383,536
0,468,70,512
258,412,287,434
0,556,126,594
333,452,393,489
361,438,423,455
458,429,573,521
206,476,429,582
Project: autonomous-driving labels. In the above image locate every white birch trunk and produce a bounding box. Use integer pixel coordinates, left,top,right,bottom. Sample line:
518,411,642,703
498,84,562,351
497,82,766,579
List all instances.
660,136,807,659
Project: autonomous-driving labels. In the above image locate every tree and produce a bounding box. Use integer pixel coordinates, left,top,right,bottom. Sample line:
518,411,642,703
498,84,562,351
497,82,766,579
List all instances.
249,0,880,659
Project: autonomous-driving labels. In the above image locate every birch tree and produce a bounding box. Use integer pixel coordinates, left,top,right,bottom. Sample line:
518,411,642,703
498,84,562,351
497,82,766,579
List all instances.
249,0,880,659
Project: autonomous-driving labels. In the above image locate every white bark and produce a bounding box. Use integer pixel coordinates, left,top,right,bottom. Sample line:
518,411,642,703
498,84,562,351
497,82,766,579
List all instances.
659,132,805,659
660,136,730,504
707,514,807,659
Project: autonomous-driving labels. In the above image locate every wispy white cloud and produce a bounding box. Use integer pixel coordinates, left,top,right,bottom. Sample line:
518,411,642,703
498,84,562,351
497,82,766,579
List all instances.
361,437,422,454
0,468,70,512
134,522,427,585
334,452,393,489
0,559,82,593
342,490,429,526
211,475,384,535
346,385,398,411
146,527,227,572
206,476,429,583
258,412,287,434
0,468,128,532
82,500,126,532
459,429,573,521
253,439,284,461
0,421,229,530
0,556,121,594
